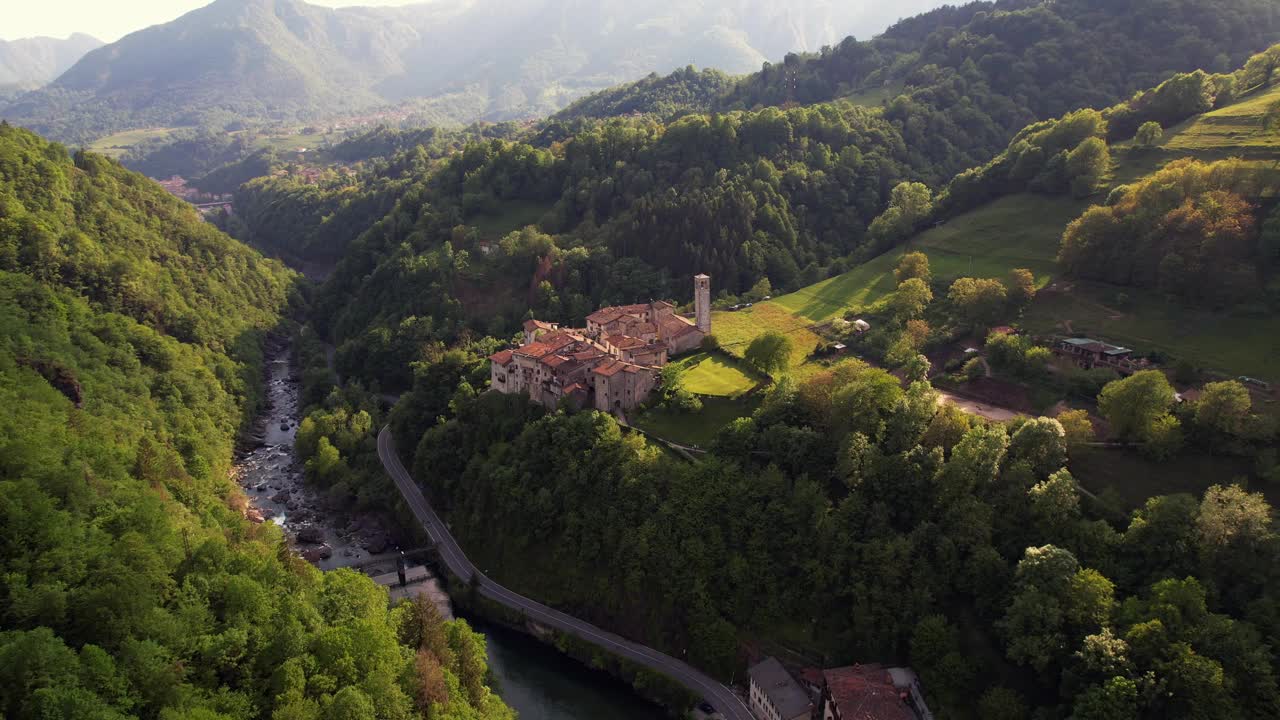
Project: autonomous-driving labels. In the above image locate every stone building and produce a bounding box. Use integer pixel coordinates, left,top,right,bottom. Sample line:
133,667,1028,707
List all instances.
748,657,812,720
488,275,711,412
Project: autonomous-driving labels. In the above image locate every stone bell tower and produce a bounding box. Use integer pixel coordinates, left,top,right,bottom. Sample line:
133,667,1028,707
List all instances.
694,274,711,334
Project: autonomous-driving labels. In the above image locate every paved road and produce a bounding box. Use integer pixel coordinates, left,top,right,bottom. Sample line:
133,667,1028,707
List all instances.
377,426,755,720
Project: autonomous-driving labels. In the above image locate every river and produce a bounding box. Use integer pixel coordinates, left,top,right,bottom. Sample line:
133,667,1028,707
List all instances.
234,340,666,720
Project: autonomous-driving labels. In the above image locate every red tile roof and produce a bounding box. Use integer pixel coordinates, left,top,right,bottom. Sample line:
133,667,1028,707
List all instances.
515,342,556,359
489,350,514,366
607,335,649,350
823,666,914,720
587,303,650,324
540,354,570,368
524,319,557,332
593,360,623,377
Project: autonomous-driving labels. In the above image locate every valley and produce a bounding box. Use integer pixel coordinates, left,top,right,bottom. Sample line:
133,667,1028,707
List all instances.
4,2,1280,720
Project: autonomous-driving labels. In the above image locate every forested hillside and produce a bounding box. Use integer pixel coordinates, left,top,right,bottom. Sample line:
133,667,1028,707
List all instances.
562,0,1280,174
296,7,1280,394
0,124,513,719
384,344,1280,720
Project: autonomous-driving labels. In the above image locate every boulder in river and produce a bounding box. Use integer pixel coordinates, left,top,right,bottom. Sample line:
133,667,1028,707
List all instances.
295,526,324,544
301,544,332,562
271,491,290,504
363,532,391,554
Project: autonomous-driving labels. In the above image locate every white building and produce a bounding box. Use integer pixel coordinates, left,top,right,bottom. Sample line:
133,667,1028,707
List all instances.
748,657,812,720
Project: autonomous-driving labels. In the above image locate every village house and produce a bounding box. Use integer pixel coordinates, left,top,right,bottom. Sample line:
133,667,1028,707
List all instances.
818,665,934,720
489,274,710,412
1055,337,1149,375
748,657,812,720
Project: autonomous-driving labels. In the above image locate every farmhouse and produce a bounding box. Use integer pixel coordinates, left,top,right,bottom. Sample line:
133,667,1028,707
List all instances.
489,275,710,412
1055,337,1149,375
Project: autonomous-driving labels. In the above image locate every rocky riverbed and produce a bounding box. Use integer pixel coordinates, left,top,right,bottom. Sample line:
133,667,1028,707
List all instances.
232,339,414,574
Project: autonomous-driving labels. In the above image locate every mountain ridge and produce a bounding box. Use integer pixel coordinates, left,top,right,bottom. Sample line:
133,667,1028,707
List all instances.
0,32,102,94
1,0,944,143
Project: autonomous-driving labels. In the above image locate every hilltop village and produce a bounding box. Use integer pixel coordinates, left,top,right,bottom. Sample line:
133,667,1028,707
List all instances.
489,274,711,412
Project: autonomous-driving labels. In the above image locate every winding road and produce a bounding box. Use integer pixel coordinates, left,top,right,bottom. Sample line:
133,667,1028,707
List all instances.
377,426,755,720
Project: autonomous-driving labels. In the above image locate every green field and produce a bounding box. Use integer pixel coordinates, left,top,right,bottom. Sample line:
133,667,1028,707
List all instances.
1023,281,1280,379
632,395,761,448
469,200,553,240
711,80,1280,383
713,193,1075,369
1164,83,1280,154
1072,446,1266,510
87,127,182,158
671,352,762,397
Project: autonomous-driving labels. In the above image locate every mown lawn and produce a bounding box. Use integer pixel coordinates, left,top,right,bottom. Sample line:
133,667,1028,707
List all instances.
674,352,763,397
631,395,761,448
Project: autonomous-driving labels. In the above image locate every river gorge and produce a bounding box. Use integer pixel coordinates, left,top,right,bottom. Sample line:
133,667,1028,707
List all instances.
233,340,665,720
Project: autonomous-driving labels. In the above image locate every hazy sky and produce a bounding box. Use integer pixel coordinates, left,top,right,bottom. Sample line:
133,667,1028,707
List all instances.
2,0,431,42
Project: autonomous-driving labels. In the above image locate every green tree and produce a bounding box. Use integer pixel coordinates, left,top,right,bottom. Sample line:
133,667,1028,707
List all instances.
1195,380,1252,438
948,277,1008,329
895,251,932,284
1010,418,1068,476
891,277,933,321
1066,137,1112,198
1144,414,1185,461
870,182,934,245
1008,268,1036,307
1058,409,1095,451
1073,677,1139,720
1097,371,1175,441
1135,121,1164,147
977,687,1029,720
745,330,793,375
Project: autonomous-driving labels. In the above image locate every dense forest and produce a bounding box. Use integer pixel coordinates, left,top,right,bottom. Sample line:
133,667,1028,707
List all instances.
0,124,513,720
362,342,1280,720
1058,158,1280,307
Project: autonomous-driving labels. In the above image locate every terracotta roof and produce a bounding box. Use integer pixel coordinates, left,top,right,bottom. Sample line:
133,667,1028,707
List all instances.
587,303,650,324
515,342,556,359
593,360,625,377
489,350,514,366
524,319,557,332
660,315,699,339
587,308,627,324
540,354,570,368
563,382,588,396
538,331,577,348
823,666,914,720
607,335,649,350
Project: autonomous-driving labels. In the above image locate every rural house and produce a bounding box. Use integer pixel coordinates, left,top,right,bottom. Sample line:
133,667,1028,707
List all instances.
818,664,933,720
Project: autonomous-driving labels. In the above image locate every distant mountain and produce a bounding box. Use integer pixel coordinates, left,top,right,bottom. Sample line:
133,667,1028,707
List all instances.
0,0,948,143
0,33,101,94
